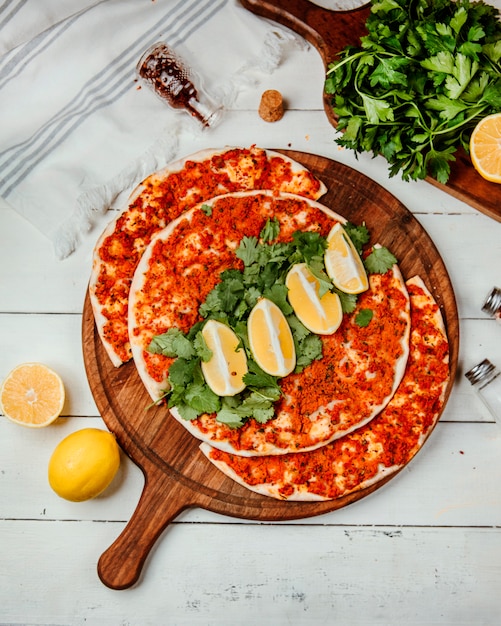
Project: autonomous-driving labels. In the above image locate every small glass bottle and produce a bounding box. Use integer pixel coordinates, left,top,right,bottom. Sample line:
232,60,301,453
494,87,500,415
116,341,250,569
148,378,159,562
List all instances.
136,43,222,129
482,287,501,324
465,359,501,429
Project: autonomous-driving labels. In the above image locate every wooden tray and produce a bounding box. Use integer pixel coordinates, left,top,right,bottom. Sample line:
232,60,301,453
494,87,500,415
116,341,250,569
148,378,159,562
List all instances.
240,0,501,222
82,151,459,590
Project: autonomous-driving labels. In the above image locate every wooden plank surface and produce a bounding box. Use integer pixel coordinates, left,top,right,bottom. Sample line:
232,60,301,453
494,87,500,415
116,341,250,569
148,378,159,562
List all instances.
2,516,501,624
239,0,501,222
2,16,501,621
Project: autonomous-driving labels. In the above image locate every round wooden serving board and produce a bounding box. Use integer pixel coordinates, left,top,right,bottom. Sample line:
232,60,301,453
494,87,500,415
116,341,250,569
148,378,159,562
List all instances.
240,0,501,223
82,150,459,590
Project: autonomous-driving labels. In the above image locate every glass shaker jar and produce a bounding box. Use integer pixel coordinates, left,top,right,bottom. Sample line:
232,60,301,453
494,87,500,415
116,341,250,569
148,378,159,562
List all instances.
482,287,501,324
136,42,222,129
465,359,501,429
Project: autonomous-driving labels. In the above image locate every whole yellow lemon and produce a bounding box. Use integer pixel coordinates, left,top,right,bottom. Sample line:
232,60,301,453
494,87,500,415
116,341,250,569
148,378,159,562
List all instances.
48,428,120,502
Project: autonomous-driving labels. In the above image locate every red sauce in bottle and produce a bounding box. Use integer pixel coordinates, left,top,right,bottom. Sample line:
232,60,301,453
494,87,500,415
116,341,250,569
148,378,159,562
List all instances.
137,43,220,128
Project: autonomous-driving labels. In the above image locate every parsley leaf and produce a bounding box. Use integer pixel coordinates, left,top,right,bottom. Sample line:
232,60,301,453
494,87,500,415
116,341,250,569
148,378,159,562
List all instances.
364,246,397,274
243,359,282,391
355,308,374,327
236,236,260,266
335,289,358,314
344,222,370,254
260,217,280,242
148,328,196,359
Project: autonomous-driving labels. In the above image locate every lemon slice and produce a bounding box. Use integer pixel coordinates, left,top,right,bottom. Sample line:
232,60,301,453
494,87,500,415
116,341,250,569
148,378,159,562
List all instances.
0,362,65,428
470,113,501,183
286,263,343,335
324,223,369,294
201,320,248,396
248,298,296,377
48,428,120,502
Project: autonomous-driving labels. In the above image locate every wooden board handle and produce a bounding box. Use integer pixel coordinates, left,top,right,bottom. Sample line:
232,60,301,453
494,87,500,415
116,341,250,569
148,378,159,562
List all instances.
97,469,190,589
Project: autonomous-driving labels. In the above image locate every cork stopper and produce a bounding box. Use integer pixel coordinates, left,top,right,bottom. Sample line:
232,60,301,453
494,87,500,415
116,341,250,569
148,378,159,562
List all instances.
258,89,284,122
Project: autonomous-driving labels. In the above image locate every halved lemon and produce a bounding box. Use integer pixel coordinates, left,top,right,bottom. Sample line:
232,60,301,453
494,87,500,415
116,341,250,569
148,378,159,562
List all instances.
248,298,296,377
324,223,368,294
48,428,120,502
201,320,248,396
470,113,501,183
286,263,343,335
0,362,65,427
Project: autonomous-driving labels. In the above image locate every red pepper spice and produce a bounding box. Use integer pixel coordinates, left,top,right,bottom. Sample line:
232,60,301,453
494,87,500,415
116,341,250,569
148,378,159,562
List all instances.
207,281,449,499
94,147,324,364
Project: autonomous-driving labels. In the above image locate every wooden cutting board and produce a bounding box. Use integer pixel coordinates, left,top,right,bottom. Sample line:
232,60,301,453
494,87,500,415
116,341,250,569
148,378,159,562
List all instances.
82,150,459,590
240,0,501,222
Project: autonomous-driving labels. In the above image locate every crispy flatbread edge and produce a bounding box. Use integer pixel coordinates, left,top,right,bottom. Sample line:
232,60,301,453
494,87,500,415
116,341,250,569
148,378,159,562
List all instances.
129,189,349,402
88,147,327,367
126,146,328,206
406,275,450,447
199,441,402,502
199,275,449,501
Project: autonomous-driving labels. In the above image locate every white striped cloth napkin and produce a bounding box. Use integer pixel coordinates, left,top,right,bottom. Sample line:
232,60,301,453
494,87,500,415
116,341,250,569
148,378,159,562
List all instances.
0,0,303,258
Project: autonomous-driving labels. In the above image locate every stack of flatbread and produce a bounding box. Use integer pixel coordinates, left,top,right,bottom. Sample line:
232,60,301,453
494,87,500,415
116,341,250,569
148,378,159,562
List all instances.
89,146,450,501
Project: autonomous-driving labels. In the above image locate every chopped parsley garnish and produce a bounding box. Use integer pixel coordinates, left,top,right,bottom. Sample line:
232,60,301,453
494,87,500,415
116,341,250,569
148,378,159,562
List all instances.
325,0,501,183
148,218,397,427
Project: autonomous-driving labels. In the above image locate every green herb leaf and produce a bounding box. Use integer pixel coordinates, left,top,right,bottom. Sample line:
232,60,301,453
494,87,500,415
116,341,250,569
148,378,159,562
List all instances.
185,382,221,414
355,308,374,327
343,222,370,254
148,328,196,359
243,359,282,389
193,330,213,362
200,203,212,216
263,283,293,316
215,406,246,429
260,217,280,242
176,403,200,421
332,288,358,314
295,334,323,372
236,236,260,266
364,246,397,274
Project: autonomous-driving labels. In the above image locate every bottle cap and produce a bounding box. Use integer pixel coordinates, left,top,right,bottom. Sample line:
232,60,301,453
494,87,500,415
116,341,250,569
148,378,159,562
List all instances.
482,287,501,317
465,359,497,387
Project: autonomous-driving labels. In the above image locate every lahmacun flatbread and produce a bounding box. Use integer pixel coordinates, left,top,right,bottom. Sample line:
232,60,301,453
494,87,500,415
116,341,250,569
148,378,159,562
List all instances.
200,276,449,500
128,189,411,456
89,146,327,367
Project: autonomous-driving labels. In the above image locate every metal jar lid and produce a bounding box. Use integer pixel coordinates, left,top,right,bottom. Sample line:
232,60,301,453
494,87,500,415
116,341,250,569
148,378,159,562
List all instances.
482,287,501,316
465,359,498,387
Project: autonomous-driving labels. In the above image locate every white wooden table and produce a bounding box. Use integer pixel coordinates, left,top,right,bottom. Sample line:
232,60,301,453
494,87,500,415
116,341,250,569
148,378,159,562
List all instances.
2,14,501,626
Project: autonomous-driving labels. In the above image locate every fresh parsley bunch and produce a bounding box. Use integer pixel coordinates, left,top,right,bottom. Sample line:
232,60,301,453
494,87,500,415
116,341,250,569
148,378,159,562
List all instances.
148,215,396,428
325,0,501,183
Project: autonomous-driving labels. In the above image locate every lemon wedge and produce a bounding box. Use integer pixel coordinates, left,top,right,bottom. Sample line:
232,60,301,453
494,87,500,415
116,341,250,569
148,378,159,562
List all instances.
324,223,368,294
248,298,296,377
286,263,343,335
201,320,248,396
